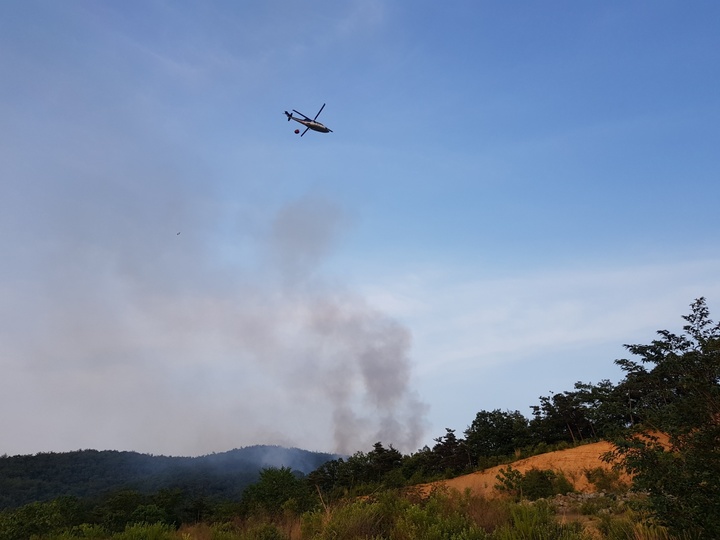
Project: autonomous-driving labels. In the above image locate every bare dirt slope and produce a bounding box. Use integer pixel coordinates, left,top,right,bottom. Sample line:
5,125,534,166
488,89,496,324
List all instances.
419,441,629,498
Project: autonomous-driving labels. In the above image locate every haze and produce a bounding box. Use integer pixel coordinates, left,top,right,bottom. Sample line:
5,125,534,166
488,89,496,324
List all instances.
1,2,719,457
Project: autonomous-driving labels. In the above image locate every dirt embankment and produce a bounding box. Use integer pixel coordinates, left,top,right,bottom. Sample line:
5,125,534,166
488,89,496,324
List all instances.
418,441,630,498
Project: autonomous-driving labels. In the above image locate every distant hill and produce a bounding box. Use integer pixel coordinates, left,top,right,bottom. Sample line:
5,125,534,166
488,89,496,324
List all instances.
0,445,341,510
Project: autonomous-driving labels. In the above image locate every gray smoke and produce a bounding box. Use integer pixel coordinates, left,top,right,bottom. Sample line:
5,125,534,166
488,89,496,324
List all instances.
0,181,428,455
262,197,429,453
0,0,428,457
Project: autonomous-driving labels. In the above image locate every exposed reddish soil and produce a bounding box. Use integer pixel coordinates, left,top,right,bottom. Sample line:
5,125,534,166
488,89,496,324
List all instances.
418,441,630,498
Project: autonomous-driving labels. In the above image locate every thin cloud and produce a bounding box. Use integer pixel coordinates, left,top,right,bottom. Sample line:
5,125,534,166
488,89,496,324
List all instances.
360,259,720,374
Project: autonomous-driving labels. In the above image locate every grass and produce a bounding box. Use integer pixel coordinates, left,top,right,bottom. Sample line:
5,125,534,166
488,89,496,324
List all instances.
22,488,695,540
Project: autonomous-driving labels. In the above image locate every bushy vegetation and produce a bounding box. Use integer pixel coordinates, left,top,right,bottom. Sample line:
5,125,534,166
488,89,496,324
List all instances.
15,490,597,540
15,490,694,540
583,467,629,495
605,297,719,538
494,466,574,501
2,298,716,539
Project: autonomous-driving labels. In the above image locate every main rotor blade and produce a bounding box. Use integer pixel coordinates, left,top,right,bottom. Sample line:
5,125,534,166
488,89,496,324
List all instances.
292,109,311,120
313,103,326,121
300,127,310,137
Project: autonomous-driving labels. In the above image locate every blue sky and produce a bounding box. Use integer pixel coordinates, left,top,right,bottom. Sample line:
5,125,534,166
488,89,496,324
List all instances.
2,1,719,457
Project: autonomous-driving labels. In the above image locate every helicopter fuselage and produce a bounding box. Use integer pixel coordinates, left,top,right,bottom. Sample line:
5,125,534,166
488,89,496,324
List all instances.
290,117,331,133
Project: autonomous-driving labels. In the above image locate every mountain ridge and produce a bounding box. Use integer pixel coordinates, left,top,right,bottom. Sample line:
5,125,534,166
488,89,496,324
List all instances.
0,444,342,510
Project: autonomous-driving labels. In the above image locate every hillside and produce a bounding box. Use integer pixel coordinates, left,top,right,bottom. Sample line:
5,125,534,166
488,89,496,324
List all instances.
419,441,630,498
0,445,340,510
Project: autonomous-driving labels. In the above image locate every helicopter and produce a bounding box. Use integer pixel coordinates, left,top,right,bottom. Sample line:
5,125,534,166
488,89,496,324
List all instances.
284,103,333,137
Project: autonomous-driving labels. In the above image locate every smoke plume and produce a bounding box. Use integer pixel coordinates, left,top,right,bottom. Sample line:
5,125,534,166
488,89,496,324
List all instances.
259,197,428,453
0,182,427,455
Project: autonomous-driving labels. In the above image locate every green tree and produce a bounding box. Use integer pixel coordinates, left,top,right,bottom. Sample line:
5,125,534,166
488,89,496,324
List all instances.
129,503,169,525
308,443,405,499
96,490,147,532
306,458,343,499
240,467,315,517
366,442,403,484
495,466,573,501
430,429,472,475
608,298,720,539
530,389,595,444
0,496,84,540
399,445,436,483
465,409,532,459
572,379,628,437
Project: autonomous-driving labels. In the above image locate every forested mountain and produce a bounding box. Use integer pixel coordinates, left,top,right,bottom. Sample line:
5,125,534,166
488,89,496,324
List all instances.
0,445,340,510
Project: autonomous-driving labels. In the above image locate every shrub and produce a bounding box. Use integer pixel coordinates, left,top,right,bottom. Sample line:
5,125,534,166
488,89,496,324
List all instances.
393,503,489,540
111,522,175,540
493,500,587,540
66,523,108,539
596,515,691,540
583,467,629,494
495,466,523,498
239,523,286,540
301,499,389,539
578,496,612,516
301,490,493,540
462,496,511,533
495,467,574,501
